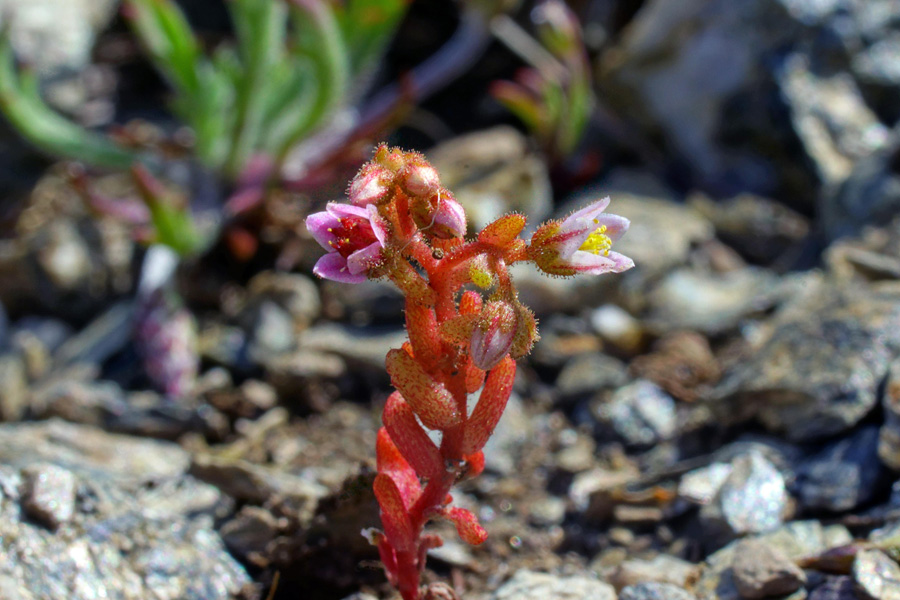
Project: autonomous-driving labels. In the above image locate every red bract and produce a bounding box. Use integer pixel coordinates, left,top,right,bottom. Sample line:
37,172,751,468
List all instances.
306,145,634,600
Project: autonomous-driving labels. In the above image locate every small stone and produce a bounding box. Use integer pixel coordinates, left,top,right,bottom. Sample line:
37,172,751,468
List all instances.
620,582,697,600
609,555,698,589
0,354,28,421
853,549,900,600
590,304,644,354
679,463,732,505
492,570,616,600
219,506,282,566
702,450,789,537
797,426,884,512
808,576,855,600
557,353,628,401
21,463,77,529
732,539,806,598
598,380,676,447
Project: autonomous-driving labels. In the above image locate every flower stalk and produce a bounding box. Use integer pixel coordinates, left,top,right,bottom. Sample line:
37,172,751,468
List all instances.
306,145,633,599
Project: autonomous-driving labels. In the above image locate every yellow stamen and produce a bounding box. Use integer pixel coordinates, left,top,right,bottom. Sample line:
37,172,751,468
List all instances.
469,263,493,289
579,224,612,256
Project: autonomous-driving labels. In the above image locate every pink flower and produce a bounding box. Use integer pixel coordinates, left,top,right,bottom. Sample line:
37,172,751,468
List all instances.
529,197,633,276
469,301,518,370
430,194,467,239
306,202,389,283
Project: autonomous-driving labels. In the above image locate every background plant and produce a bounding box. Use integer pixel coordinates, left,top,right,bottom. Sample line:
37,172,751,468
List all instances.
0,0,407,182
491,0,594,162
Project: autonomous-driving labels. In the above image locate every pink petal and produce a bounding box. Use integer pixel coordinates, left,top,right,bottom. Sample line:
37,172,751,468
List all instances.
326,202,369,220
592,213,630,242
367,204,390,245
346,242,382,275
313,252,367,283
562,197,610,229
569,250,634,274
305,211,341,248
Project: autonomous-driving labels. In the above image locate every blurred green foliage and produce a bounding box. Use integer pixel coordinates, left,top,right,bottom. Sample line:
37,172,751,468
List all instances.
0,0,408,181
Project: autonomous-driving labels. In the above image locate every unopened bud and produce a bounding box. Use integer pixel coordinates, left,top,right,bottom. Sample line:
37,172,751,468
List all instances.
431,195,467,239
399,162,440,197
469,301,517,370
348,164,392,206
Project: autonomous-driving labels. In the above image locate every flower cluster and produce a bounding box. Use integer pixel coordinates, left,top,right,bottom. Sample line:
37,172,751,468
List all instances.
306,145,633,600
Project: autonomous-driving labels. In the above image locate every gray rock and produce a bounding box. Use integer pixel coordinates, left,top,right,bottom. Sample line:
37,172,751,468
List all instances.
821,139,900,243
853,549,900,600
557,353,629,401
695,521,852,600
732,538,806,598
609,555,698,590
298,323,407,375
481,393,530,475
244,271,321,330
620,583,697,600
219,506,283,566
679,462,733,506
778,53,889,186
0,353,28,421
645,267,785,335
21,463,77,529
0,419,189,485
717,284,900,441
190,453,328,522
247,300,297,364
492,569,616,600
0,420,249,599
590,304,645,355
701,451,789,538
689,193,810,264
797,426,884,511
808,576,855,600
597,380,676,447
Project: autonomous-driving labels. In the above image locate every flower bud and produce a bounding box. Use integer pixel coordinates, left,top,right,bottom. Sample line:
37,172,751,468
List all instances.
430,195,467,239
399,162,440,198
348,163,393,206
469,301,517,370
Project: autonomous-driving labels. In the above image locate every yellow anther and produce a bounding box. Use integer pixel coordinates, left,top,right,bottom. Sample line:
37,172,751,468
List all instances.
579,225,612,256
469,263,494,289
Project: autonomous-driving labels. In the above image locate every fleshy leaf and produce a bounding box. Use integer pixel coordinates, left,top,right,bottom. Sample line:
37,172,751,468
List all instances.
373,473,417,552
383,392,443,481
463,356,516,454
442,507,487,545
385,348,462,430
376,427,421,509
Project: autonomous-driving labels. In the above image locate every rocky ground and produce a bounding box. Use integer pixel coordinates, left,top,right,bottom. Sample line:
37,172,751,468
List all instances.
2,0,900,599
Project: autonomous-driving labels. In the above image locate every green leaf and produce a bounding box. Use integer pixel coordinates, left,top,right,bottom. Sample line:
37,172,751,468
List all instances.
223,0,289,177
124,0,205,96
337,0,408,76
0,34,136,168
274,0,351,165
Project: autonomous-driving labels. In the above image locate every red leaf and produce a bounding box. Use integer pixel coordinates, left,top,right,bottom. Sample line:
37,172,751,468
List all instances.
462,356,516,454
383,392,443,481
443,507,488,545
376,427,421,508
464,451,485,479
406,302,441,372
459,290,482,315
374,473,418,552
386,348,462,430
464,360,485,394
478,213,527,247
